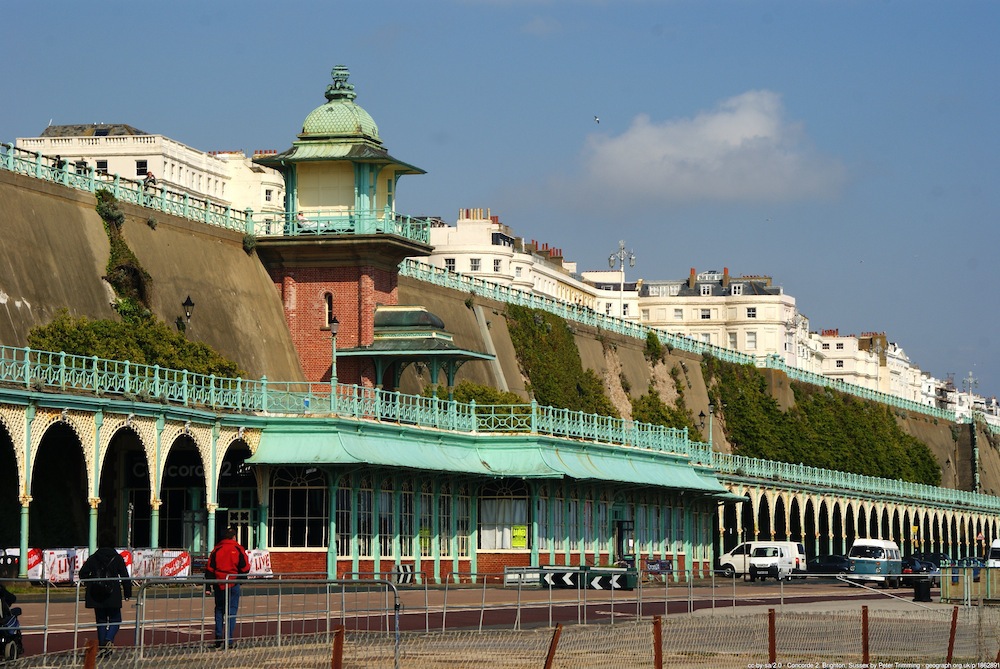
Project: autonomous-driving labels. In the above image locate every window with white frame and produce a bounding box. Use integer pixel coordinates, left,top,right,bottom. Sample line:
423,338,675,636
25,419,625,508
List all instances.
335,477,351,557
400,481,414,557
641,309,649,320
456,484,471,557
836,360,844,368
701,333,711,344
135,160,148,177
515,266,522,278
265,189,273,202
439,482,452,557
96,160,108,174
494,258,502,272
700,284,712,296
747,307,757,319
420,482,433,557
623,303,629,316
728,332,738,349
822,343,830,350
480,480,529,550
357,477,373,557
535,490,549,552
470,258,481,272
700,309,711,320
674,309,683,320
444,258,456,272
836,342,845,350
269,467,328,548
378,479,393,557
732,284,743,296
746,331,757,350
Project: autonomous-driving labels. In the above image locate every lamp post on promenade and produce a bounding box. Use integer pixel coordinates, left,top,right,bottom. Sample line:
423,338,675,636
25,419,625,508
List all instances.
699,401,716,446
608,240,635,320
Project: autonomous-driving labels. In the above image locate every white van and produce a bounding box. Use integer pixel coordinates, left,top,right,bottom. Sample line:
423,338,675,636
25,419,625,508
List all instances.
846,538,902,587
986,539,1000,568
718,541,807,578
748,545,797,581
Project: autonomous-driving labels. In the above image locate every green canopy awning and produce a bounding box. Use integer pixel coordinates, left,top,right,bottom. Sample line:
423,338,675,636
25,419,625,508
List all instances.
248,424,734,496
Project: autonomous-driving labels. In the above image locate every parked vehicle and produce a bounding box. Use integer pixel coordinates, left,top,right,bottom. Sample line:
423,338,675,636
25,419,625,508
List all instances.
913,552,950,569
807,554,850,574
846,539,902,588
719,541,807,578
748,545,795,581
901,556,931,586
986,539,1000,568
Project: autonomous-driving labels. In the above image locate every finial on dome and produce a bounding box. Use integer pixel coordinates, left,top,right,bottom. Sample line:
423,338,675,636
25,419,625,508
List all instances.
325,65,357,102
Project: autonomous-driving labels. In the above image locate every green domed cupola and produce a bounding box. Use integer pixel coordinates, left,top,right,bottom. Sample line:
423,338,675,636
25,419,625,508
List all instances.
301,65,381,142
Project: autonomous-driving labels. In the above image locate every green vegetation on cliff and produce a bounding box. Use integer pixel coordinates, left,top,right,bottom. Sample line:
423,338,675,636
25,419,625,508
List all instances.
29,310,244,379
703,356,941,485
96,189,152,318
505,305,618,417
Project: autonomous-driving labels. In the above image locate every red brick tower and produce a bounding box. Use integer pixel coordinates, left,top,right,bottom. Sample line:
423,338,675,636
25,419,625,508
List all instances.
254,66,431,385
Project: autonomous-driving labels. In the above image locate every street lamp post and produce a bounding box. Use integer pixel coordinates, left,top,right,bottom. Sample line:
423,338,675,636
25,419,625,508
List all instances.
698,401,716,445
608,240,635,319
330,316,340,392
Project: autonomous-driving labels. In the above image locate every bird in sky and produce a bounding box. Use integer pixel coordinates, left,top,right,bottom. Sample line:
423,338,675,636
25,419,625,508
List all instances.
594,115,600,124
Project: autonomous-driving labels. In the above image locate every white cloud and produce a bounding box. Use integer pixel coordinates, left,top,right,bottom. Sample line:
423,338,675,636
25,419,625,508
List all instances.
576,90,846,204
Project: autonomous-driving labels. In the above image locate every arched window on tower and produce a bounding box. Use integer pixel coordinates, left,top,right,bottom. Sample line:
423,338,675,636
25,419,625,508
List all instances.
324,293,334,327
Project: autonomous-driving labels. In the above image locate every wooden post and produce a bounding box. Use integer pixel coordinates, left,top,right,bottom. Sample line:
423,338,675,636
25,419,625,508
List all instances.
653,615,663,669
331,624,345,669
543,624,563,669
768,608,776,664
83,638,98,669
947,606,959,664
862,605,869,665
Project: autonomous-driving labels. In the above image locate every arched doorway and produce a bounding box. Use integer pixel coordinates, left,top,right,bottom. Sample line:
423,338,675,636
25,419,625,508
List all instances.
30,423,87,548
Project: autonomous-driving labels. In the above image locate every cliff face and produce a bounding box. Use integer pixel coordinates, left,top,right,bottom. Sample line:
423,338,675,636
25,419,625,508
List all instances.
0,170,304,381
0,173,978,493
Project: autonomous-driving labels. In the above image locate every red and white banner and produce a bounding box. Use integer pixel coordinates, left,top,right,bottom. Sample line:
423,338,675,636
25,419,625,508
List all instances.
116,548,133,576
161,550,191,577
43,549,74,583
2,548,44,580
132,549,191,578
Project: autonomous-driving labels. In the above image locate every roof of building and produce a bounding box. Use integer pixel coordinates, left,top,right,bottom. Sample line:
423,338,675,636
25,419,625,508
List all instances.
39,123,148,137
254,66,424,174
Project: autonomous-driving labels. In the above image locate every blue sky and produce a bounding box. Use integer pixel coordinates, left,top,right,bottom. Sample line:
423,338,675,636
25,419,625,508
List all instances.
4,1,998,399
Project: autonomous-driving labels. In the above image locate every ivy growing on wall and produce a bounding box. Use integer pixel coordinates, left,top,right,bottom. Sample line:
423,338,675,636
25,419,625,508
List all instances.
702,355,941,485
505,305,618,417
96,188,152,318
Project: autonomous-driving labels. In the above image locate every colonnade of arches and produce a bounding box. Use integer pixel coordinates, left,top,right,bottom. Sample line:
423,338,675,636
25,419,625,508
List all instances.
719,484,1000,560
0,401,261,576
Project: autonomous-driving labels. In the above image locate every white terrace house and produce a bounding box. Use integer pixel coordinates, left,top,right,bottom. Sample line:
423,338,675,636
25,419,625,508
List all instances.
639,268,813,369
15,124,285,216
425,208,602,310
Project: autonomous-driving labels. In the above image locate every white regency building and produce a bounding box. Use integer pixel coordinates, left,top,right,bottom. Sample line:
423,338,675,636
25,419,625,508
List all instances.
15,124,284,216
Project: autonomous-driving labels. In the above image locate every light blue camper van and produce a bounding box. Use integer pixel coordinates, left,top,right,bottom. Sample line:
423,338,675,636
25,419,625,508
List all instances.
847,538,902,588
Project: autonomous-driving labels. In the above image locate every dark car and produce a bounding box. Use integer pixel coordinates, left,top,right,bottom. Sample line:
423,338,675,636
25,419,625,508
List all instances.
901,556,931,586
912,552,950,569
807,554,850,575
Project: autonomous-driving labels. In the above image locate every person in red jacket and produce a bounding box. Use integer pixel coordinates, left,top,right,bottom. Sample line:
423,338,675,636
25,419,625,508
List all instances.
205,527,250,648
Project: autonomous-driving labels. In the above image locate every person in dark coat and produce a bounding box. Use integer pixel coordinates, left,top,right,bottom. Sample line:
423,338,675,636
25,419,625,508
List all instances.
78,533,131,655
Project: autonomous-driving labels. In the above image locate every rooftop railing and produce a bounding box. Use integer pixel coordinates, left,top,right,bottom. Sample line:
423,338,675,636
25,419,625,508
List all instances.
0,143,431,245
399,259,958,422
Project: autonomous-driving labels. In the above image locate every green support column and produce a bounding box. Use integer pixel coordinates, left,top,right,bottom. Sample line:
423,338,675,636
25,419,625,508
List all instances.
150,416,165,549
575,487,584,565
372,475,382,576
530,484,539,567
206,423,219,547
659,494,667,560
563,490,571,565
412,480,421,579
469,483,478,578
450,480,459,579
392,476,401,569
327,472,337,578
683,503,694,580
431,480,441,583
547,485,556,565
89,410,103,553
350,472,359,577
18,404,35,578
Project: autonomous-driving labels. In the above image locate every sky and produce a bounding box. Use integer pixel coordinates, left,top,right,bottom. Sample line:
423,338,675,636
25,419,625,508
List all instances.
4,1,999,399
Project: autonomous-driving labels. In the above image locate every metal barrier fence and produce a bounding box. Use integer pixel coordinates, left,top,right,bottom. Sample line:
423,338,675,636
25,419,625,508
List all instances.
4,569,994,667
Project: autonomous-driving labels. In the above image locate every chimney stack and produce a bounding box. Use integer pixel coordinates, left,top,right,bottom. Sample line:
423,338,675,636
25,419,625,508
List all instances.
688,267,697,289
722,267,730,289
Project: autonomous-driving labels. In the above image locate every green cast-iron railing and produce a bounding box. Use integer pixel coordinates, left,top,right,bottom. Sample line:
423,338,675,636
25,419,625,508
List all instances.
5,344,999,511
399,259,960,423
0,345,705,461
0,143,431,245
714,452,1000,512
